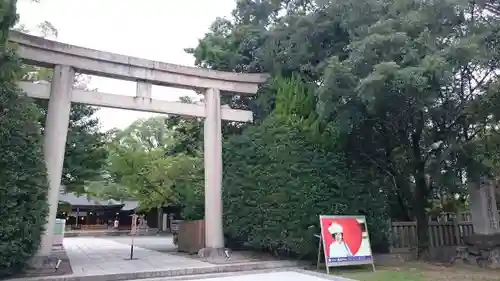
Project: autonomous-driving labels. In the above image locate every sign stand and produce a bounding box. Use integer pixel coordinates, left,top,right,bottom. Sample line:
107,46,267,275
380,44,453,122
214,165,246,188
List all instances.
127,214,139,260
315,234,323,271
318,215,376,275
130,236,135,260
316,234,333,275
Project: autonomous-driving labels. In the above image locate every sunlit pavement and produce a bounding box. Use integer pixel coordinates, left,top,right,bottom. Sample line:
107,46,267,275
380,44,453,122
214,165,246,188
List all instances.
102,235,178,253
128,270,357,281
64,237,213,277
102,237,356,281
36,237,306,281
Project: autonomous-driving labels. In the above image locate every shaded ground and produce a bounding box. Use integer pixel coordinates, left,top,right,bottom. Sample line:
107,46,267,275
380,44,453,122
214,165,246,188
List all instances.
103,236,294,265
15,249,73,278
170,250,282,265
325,262,500,281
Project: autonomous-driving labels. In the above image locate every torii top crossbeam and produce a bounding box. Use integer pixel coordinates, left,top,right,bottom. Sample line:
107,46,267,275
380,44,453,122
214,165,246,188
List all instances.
9,31,268,95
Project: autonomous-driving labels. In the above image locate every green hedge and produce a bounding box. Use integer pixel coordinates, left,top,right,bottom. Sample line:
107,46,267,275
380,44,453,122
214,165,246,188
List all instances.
222,114,389,257
0,5,49,275
0,78,49,277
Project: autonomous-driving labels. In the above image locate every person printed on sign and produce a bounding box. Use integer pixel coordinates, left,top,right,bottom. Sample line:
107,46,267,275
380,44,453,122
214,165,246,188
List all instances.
328,222,353,258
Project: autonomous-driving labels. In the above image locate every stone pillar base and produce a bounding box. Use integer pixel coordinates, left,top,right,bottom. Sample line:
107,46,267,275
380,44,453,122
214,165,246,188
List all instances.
451,234,500,268
198,247,231,261
28,255,60,270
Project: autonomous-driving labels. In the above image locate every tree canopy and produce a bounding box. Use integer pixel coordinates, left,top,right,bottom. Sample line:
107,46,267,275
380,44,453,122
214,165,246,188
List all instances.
98,106,204,211
187,0,500,258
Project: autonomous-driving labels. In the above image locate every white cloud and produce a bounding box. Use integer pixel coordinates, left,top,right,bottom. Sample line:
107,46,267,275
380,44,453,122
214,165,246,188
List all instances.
16,0,234,131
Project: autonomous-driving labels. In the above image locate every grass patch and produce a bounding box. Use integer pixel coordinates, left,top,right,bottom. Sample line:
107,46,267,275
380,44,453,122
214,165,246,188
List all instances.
338,267,426,281
313,262,500,281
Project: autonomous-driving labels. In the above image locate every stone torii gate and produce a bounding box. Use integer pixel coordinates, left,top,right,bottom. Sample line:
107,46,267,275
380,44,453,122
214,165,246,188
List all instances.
9,31,268,259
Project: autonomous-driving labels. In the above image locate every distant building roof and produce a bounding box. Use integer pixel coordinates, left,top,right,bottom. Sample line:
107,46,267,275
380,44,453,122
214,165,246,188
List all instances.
58,192,139,211
121,200,139,211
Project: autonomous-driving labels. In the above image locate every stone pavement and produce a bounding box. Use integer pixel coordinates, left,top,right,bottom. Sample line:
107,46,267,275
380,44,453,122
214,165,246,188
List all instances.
103,235,179,253
8,237,302,281
126,269,356,281
65,237,213,276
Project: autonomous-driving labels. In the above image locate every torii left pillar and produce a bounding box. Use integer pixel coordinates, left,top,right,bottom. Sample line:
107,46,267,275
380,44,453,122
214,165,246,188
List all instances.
38,65,73,256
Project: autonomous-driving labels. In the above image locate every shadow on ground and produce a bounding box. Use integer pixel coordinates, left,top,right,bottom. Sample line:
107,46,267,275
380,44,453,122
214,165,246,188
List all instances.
103,236,300,265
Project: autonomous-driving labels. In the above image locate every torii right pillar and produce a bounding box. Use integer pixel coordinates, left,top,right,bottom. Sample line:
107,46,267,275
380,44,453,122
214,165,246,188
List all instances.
199,88,226,259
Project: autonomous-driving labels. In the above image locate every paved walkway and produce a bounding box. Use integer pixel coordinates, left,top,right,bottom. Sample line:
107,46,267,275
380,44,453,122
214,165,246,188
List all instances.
103,235,178,253
128,269,355,281
193,271,352,280
64,237,214,276
8,237,317,281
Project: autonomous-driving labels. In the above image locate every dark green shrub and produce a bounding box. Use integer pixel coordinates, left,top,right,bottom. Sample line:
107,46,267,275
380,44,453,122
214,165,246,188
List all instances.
0,57,49,277
0,2,49,277
222,114,389,257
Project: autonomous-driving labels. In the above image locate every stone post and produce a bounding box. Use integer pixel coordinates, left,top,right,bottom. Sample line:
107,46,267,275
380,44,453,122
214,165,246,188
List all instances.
458,178,500,268
200,88,225,258
157,205,162,232
38,65,74,256
469,177,500,235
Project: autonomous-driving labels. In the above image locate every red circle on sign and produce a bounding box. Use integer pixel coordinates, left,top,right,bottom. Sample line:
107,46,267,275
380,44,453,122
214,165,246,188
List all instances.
320,217,363,256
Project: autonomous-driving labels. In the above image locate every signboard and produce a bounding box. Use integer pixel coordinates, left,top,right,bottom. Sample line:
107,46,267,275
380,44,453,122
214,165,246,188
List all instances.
319,215,375,273
138,215,147,231
131,214,138,235
129,214,139,260
171,219,182,233
52,219,66,250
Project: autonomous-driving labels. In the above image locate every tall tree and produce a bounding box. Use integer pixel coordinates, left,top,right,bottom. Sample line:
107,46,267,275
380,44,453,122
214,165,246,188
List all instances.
478,0,500,16
188,0,500,259
186,0,352,122
104,112,203,210
318,0,500,257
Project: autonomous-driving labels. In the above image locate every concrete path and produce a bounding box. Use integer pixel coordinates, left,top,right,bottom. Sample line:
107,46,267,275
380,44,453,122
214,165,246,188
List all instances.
126,269,356,281
103,235,178,253
64,237,213,276
8,237,307,281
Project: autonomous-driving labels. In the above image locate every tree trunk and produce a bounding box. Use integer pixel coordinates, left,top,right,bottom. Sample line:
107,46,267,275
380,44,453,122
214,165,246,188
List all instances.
157,205,162,232
414,175,430,259
410,113,429,259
